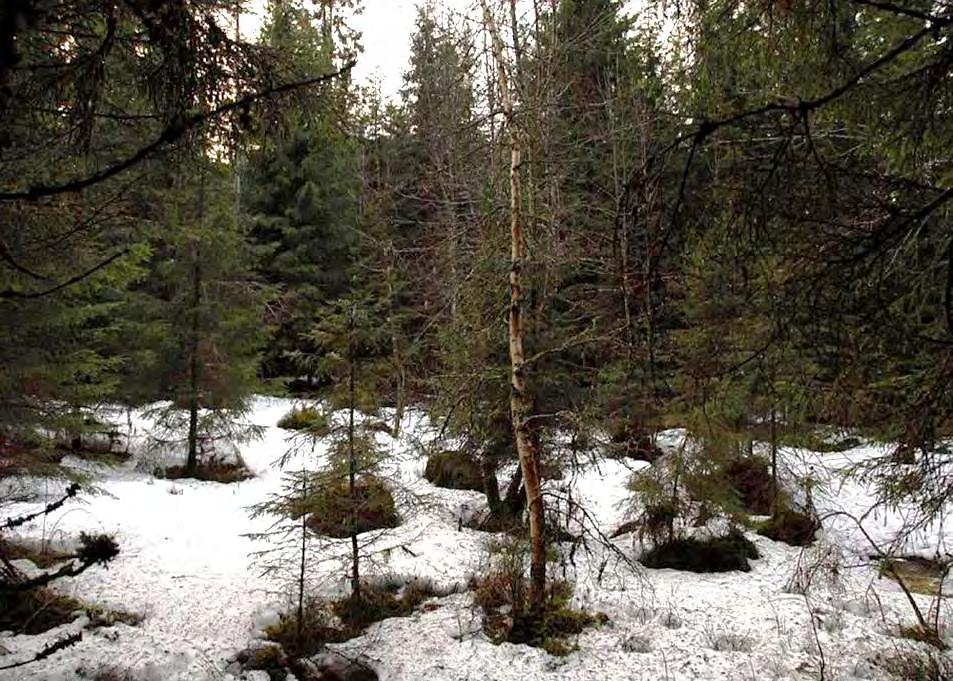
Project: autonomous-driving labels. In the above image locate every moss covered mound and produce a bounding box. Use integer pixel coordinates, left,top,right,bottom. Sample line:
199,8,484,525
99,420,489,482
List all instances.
277,406,330,434
424,451,484,491
758,509,819,547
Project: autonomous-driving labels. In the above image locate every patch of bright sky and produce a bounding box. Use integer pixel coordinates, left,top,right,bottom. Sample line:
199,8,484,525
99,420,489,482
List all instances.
244,1,645,101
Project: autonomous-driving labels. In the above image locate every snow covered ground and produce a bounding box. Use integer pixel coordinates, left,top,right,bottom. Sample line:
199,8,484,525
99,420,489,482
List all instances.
1,397,950,680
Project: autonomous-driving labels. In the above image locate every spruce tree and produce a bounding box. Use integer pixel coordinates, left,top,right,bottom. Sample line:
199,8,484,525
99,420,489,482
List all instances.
131,155,265,476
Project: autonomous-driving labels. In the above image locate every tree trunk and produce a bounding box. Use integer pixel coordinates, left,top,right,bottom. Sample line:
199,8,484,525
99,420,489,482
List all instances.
186,251,201,474
297,477,307,649
347,305,360,599
481,1,546,615
770,406,778,514
482,454,502,513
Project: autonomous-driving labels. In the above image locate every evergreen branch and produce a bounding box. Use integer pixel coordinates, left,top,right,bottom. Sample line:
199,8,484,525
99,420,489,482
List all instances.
619,11,953,247
848,0,948,24
0,249,127,299
2,555,101,593
1,533,119,593
0,239,48,280
0,61,356,202
1,483,79,531
0,632,82,671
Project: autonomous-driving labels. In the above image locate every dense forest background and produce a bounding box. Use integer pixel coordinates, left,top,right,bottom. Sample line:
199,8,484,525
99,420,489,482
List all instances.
2,0,953,670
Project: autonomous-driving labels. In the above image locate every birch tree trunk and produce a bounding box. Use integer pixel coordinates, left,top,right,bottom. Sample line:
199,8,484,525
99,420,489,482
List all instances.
481,0,547,615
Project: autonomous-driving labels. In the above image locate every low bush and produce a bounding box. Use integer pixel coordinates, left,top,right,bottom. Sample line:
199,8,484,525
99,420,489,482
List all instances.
266,580,437,660
508,606,608,656
708,631,754,652
470,560,605,657
264,598,347,659
423,451,484,491
640,529,760,573
305,476,399,538
277,406,330,434
899,624,946,649
0,586,140,635
723,457,774,515
874,648,953,680
332,587,407,631
757,509,820,547
0,587,85,634
161,454,253,484
236,642,287,673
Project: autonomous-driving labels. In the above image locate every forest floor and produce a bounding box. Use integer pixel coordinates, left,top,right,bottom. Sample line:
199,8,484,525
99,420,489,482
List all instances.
0,397,950,680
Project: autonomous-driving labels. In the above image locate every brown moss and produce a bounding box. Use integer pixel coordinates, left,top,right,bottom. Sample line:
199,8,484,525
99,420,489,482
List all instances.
161,455,253,484
424,451,484,491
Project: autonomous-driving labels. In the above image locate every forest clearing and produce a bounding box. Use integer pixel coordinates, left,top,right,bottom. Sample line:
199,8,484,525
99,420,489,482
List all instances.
1,397,949,680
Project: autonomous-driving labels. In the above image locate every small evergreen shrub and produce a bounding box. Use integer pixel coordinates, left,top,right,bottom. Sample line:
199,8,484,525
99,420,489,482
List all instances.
423,451,484,491
332,587,407,631
264,598,347,659
757,509,819,546
305,476,399,538
266,579,436,661
640,530,760,573
162,453,252,484
277,406,330,434
608,422,662,462
508,605,608,656
234,641,287,677
639,502,679,544
723,457,773,515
